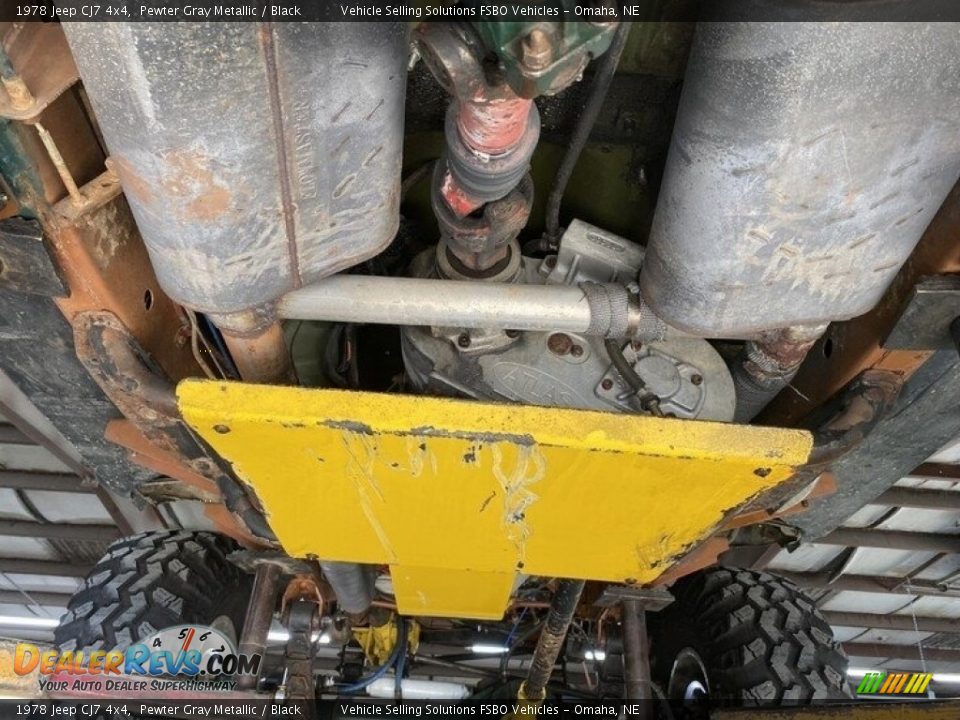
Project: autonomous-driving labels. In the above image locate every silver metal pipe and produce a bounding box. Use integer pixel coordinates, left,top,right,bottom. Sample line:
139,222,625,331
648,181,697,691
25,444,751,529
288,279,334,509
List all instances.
278,276,595,334
320,561,375,616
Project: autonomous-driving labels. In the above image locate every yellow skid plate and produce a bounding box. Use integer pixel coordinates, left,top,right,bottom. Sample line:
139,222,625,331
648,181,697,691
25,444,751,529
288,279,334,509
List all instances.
178,381,812,619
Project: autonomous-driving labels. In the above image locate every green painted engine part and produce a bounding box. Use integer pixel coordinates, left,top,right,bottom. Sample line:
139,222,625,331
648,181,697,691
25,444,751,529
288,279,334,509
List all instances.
473,19,617,98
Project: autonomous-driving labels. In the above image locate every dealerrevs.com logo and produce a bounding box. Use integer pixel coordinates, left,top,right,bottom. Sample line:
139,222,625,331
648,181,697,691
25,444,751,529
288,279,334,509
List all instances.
14,624,261,694
856,671,933,695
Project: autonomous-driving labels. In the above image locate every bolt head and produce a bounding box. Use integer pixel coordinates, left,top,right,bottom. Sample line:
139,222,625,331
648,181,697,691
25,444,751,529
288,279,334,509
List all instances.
547,333,573,356
457,333,471,348
601,378,614,390
522,29,553,71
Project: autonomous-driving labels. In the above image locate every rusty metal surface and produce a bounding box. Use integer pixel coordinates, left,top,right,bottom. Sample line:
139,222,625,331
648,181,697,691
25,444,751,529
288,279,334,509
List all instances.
722,472,837,531
53,164,123,223
744,369,903,533
109,417,256,544
883,275,960,351
236,563,281,691
63,22,409,320
73,311,181,425
283,594,321,705
621,599,653,705
0,216,148,493
418,23,533,157
104,419,219,499
104,422,230,537
650,535,731,588
33,122,84,206
0,22,279,536
733,325,827,421
431,166,533,275
46,195,200,383
0,24,79,123
457,88,533,157
73,310,273,543
222,322,297,385
762,179,960,426
418,22,539,221
522,579,584,701
650,471,837,586
787,353,960,541
137,477,219,504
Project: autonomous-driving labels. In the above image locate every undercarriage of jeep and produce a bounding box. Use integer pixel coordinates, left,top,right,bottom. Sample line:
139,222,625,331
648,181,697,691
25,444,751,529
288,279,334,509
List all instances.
1,6,959,711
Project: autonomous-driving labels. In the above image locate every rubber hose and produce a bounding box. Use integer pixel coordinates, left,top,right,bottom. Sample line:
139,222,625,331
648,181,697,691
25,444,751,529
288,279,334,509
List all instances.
543,23,631,243
521,580,585,700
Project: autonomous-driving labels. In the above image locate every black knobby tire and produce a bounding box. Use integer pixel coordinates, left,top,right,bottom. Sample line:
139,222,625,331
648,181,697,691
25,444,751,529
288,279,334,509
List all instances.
55,530,251,652
651,567,851,703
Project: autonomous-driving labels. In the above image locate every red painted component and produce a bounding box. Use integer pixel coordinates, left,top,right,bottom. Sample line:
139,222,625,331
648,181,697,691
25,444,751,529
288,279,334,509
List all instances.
442,94,534,219
440,168,484,218
457,95,533,157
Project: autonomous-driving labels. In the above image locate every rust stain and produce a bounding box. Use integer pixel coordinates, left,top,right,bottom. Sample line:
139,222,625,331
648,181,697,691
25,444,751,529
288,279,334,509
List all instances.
651,536,730,587
185,185,231,221
161,150,233,221
112,155,154,204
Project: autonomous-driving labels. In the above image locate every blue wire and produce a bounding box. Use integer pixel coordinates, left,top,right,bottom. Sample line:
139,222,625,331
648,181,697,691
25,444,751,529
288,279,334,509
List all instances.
394,618,408,699
505,607,528,648
335,618,406,695
198,312,240,378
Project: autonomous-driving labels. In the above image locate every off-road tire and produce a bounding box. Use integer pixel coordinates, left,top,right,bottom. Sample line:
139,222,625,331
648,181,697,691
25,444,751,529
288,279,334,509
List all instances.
55,530,251,652
651,567,852,703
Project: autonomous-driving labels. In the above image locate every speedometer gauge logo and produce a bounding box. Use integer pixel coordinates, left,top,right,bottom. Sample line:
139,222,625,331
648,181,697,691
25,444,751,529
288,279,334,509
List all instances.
142,624,237,676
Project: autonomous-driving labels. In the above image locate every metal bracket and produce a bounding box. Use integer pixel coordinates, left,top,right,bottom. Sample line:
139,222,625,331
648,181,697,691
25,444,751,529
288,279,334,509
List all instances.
229,550,319,576
280,581,321,713
883,275,960,350
73,310,274,541
0,24,80,123
594,585,674,612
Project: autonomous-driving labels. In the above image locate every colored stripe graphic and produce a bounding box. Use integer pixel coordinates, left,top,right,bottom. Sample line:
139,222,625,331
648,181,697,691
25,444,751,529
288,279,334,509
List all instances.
856,673,885,694
879,673,898,693
904,673,921,694
893,674,909,693
856,672,933,695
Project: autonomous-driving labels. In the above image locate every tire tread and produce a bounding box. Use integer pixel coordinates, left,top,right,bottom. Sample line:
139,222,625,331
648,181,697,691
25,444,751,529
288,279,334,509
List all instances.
54,530,247,652
657,567,851,702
